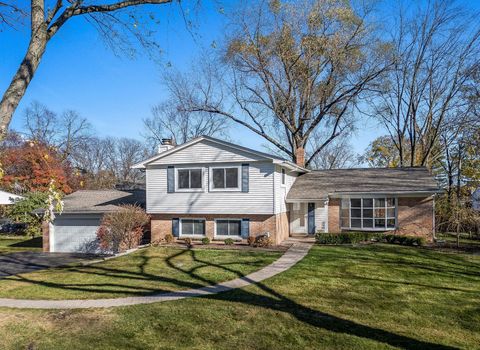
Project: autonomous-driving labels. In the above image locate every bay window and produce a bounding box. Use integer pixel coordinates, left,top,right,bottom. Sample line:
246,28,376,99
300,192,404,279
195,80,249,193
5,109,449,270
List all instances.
341,197,396,230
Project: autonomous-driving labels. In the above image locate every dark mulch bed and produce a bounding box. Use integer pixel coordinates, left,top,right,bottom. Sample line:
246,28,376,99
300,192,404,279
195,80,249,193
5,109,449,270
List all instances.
152,241,290,253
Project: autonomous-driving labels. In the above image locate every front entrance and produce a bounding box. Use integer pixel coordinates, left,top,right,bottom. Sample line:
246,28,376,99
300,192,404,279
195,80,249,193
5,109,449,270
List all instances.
308,202,316,235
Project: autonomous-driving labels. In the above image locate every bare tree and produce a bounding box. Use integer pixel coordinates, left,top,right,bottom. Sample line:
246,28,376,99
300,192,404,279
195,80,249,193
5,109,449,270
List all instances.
307,131,358,169
107,137,149,184
0,0,176,138
57,110,93,160
369,0,480,167
0,2,26,29
143,76,230,149
176,0,390,167
23,101,58,145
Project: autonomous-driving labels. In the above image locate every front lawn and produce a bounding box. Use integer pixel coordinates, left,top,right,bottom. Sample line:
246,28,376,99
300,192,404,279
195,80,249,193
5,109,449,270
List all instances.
0,246,281,299
0,244,479,349
0,237,42,253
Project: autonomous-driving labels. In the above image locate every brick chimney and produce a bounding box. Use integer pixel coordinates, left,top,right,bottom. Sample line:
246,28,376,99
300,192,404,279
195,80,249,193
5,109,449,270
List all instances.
158,138,175,153
295,147,305,167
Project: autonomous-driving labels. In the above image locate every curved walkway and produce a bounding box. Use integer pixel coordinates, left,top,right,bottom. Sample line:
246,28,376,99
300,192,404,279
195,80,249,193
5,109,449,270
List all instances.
0,242,313,309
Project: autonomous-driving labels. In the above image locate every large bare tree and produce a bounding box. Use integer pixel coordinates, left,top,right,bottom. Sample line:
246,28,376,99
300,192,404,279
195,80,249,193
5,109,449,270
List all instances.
0,0,174,138
176,0,390,167
143,71,230,149
369,0,480,167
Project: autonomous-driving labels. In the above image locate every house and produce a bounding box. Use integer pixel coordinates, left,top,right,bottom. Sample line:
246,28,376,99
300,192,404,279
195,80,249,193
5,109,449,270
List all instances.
42,190,145,253
0,190,23,206
43,136,441,253
473,188,480,211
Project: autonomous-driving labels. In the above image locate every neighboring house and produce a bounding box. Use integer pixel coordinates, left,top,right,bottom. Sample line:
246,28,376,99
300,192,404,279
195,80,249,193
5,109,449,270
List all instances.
0,190,23,205
473,188,480,211
43,135,441,253
42,190,145,253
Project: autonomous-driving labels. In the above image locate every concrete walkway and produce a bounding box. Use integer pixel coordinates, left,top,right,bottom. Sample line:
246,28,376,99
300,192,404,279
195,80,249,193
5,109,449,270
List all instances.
0,242,313,309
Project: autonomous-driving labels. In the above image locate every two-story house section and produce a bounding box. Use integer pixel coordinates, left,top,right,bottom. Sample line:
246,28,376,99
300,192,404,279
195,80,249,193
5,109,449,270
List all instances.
132,136,308,245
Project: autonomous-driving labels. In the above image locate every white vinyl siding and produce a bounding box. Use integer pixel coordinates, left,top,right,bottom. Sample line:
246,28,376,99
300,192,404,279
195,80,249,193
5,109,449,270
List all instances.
315,201,328,233
149,140,265,165
146,162,275,214
274,165,297,214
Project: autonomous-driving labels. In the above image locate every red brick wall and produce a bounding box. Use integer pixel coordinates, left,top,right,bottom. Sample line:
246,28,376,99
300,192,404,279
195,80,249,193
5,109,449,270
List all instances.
42,221,50,252
395,196,434,241
328,198,341,233
150,213,283,244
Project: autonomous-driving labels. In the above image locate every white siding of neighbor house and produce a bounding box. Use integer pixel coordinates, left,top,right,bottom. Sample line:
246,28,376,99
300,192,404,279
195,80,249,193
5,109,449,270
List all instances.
51,214,103,253
473,189,480,211
274,165,298,214
148,139,266,165
146,161,275,214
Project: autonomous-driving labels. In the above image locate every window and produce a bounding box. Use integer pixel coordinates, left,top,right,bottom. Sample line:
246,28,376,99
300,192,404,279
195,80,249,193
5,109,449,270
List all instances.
177,168,202,190
341,197,396,230
281,168,286,185
211,167,240,190
180,219,205,236
215,219,241,237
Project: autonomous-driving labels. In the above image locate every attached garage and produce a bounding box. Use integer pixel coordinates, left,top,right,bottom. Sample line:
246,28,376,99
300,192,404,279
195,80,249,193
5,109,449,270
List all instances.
50,214,103,253
43,189,146,254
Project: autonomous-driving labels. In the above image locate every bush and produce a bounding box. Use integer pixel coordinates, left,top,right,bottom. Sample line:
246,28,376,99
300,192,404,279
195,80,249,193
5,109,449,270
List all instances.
252,234,273,247
247,236,256,246
317,232,427,247
224,238,235,245
164,233,174,244
183,237,193,248
96,205,150,254
201,237,210,245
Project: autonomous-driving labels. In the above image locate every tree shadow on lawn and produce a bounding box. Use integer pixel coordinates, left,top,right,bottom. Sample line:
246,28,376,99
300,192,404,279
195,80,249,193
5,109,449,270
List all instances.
2,248,464,349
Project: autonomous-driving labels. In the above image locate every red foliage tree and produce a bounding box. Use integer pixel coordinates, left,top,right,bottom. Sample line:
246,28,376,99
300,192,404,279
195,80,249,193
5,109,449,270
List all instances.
0,141,74,194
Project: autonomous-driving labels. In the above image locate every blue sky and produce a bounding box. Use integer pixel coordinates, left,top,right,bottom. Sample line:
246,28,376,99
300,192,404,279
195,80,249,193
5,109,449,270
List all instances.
0,1,396,155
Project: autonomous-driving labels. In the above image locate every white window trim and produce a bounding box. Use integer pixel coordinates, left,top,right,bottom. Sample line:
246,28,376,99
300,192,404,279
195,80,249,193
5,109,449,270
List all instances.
179,218,206,237
214,218,243,240
175,167,204,192
281,168,286,187
209,165,242,192
341,196,397,231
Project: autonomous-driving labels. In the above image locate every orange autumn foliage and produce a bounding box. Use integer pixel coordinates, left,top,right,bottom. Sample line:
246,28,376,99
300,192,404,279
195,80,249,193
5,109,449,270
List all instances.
0,141,73,194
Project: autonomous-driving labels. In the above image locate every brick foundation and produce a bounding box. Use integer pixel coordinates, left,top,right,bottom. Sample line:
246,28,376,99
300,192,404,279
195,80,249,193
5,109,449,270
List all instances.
150,213,287,244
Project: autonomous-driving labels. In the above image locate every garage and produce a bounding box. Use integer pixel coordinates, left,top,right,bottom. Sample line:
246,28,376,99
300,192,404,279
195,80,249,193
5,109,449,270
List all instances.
50,214,103,253
44,189,146,254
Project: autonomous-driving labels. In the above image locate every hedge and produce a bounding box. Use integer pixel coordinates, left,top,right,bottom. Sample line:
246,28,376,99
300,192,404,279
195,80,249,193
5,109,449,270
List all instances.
315,232,426,246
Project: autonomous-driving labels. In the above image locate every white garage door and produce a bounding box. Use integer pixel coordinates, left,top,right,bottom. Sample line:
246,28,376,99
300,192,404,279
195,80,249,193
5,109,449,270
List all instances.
52,215,103,253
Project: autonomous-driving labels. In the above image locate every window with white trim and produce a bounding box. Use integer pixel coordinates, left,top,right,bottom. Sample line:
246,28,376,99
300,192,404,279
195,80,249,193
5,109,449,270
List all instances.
210,166,240,190
180,219,205,236
177,168,202,190
215,219,241,237
341,197,396,230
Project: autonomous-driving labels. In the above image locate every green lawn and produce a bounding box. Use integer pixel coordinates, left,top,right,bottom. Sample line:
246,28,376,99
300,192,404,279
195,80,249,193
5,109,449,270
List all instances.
0,244,479,349
0,246,281,299
0,237,42,253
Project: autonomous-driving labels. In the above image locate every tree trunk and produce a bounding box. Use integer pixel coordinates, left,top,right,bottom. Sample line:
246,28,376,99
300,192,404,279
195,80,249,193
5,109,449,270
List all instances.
0,22,47,139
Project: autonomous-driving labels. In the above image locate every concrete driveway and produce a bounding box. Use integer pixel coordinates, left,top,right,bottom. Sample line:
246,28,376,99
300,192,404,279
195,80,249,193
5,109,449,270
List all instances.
0,251,91,278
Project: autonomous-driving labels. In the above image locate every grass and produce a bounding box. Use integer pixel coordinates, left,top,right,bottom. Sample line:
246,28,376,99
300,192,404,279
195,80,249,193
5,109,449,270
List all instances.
0,244,479,349
0,246,281,300
0,236,42,253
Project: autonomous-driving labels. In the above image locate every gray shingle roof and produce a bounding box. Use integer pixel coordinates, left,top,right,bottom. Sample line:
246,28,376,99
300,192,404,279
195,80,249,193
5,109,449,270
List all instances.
286,167,441,201
60,190,146,214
